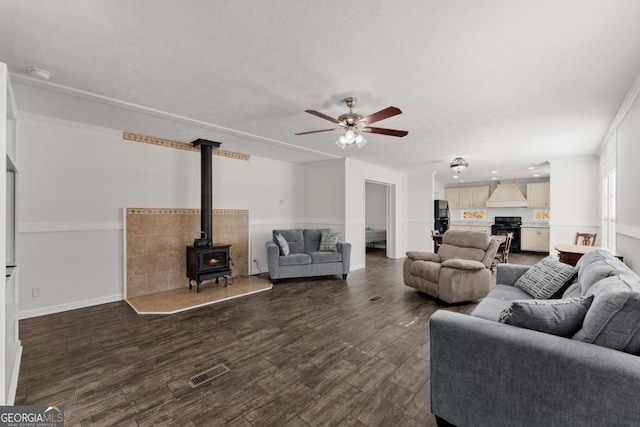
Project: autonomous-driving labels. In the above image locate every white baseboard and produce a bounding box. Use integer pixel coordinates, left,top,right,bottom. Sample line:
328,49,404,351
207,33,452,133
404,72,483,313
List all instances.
19,294,124,319
7,343,22,405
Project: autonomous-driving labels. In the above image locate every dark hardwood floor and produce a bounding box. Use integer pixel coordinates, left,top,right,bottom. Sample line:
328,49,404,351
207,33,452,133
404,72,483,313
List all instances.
17,250,544,426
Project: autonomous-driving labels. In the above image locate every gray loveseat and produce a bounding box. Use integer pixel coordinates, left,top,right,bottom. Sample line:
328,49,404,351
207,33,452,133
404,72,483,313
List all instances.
430,250,640,427
265,228,351,284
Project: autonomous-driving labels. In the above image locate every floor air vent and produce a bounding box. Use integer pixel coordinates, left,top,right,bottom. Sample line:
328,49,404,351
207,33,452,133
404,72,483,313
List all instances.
189,363,230,388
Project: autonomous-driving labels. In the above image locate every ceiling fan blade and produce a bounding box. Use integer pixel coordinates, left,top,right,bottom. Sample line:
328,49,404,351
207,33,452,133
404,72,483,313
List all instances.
362,126,409,137
359,106,402,125
305,110,341,124
295,128,339,135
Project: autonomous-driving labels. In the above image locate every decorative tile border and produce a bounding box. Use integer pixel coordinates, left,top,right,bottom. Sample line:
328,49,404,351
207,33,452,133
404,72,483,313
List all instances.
534,210,550,220
127,208,249,215
123,132,250,161
462,210,486,219
127,208,199,215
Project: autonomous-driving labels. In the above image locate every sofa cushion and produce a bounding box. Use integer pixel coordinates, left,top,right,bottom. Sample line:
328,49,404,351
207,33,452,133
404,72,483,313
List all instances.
471,285,532,321
498,296,593,337
573,274,640,354
577,250,633,296
273,232,290,256
562,281,582,299
437,230,491,263
309,251,342,264
278,253,312,266
274,229,305,254
514,257,577,299
319,231,340,252
303,228,331,253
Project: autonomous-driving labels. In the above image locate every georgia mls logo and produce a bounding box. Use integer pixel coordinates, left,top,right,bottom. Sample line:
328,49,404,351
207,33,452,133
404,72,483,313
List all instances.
0,405,64,426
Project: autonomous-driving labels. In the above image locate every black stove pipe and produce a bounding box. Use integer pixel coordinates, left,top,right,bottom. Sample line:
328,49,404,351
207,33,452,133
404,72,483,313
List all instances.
191,138,221,244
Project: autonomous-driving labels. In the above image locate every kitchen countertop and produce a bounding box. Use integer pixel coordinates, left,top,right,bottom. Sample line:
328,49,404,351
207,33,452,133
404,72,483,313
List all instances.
450,222,550,227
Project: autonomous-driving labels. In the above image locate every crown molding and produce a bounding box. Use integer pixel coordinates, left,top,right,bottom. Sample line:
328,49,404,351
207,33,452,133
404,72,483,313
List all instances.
10,73,341,160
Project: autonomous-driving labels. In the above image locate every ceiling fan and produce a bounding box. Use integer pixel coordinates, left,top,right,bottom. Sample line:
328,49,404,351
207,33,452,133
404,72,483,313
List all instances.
295,97,408,149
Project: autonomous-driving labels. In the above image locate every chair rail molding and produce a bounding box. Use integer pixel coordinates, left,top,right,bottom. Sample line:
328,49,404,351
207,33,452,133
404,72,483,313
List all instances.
617,224,640,240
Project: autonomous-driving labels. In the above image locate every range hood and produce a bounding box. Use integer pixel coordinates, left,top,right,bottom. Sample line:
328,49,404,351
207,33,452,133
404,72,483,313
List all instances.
486,180,528,208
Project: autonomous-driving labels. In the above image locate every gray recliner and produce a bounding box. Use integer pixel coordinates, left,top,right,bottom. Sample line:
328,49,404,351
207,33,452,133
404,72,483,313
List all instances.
403,230,499,303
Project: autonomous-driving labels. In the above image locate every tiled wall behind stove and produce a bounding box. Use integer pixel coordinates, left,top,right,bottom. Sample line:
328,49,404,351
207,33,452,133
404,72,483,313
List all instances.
126,208,249,297
450,208,550,224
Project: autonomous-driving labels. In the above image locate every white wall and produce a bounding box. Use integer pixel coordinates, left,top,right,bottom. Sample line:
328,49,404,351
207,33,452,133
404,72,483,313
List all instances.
345,158,408,269
304,159,346,237
616,89,640,270
213,155,305,274
17,114,306,317
407,173,435,252
549,155,599,256
365,182,387,230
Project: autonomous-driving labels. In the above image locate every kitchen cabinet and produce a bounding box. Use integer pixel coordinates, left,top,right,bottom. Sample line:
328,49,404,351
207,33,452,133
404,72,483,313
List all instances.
446,186,490,209
527,182,550,208
521,227,550,252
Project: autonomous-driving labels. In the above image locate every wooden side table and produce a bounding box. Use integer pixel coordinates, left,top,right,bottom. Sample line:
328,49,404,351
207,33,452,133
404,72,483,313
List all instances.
554,244,623,266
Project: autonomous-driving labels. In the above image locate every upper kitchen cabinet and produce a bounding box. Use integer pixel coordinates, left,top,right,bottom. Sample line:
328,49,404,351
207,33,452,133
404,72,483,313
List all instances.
527,182,550,208
446,185,490,209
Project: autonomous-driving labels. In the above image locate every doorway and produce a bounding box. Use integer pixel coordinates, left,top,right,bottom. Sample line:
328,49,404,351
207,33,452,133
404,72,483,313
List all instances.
364,180,395,259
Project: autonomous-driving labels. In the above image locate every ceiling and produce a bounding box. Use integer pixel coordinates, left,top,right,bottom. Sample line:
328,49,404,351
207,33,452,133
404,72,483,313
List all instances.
2,0,640,184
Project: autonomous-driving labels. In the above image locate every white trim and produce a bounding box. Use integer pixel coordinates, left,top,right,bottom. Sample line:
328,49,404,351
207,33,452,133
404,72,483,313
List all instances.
18,294,123,319
125,286,272,315
617,224,640,240
548,221,599,228
7,344,22,405
18,221,123,233
304,219,349,226
350,263,365,271
598,67,640,155
249,218,307,226
11,74,341,160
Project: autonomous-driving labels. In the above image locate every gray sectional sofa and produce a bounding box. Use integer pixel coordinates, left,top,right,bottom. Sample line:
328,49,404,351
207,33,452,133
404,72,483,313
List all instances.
265,228,351,284
430,250,640,427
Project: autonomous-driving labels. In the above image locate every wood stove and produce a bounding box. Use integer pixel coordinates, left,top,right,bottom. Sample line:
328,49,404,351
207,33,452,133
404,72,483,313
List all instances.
185,138,232,293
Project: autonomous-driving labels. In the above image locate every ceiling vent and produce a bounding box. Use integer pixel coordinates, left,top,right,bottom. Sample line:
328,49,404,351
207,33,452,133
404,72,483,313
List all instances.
486,180,528,208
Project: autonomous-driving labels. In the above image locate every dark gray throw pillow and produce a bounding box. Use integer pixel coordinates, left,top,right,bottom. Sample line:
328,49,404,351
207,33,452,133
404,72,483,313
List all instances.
515,256,578,299
498,295,593,337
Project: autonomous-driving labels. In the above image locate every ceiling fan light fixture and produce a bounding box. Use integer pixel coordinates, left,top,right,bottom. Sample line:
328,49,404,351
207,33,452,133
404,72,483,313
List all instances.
336,135,347,149
450,157,469,174
344,129,356,144
355,134,367,148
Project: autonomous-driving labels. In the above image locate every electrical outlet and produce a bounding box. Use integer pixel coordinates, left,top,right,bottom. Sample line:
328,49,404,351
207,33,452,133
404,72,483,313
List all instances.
32,287,42,297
